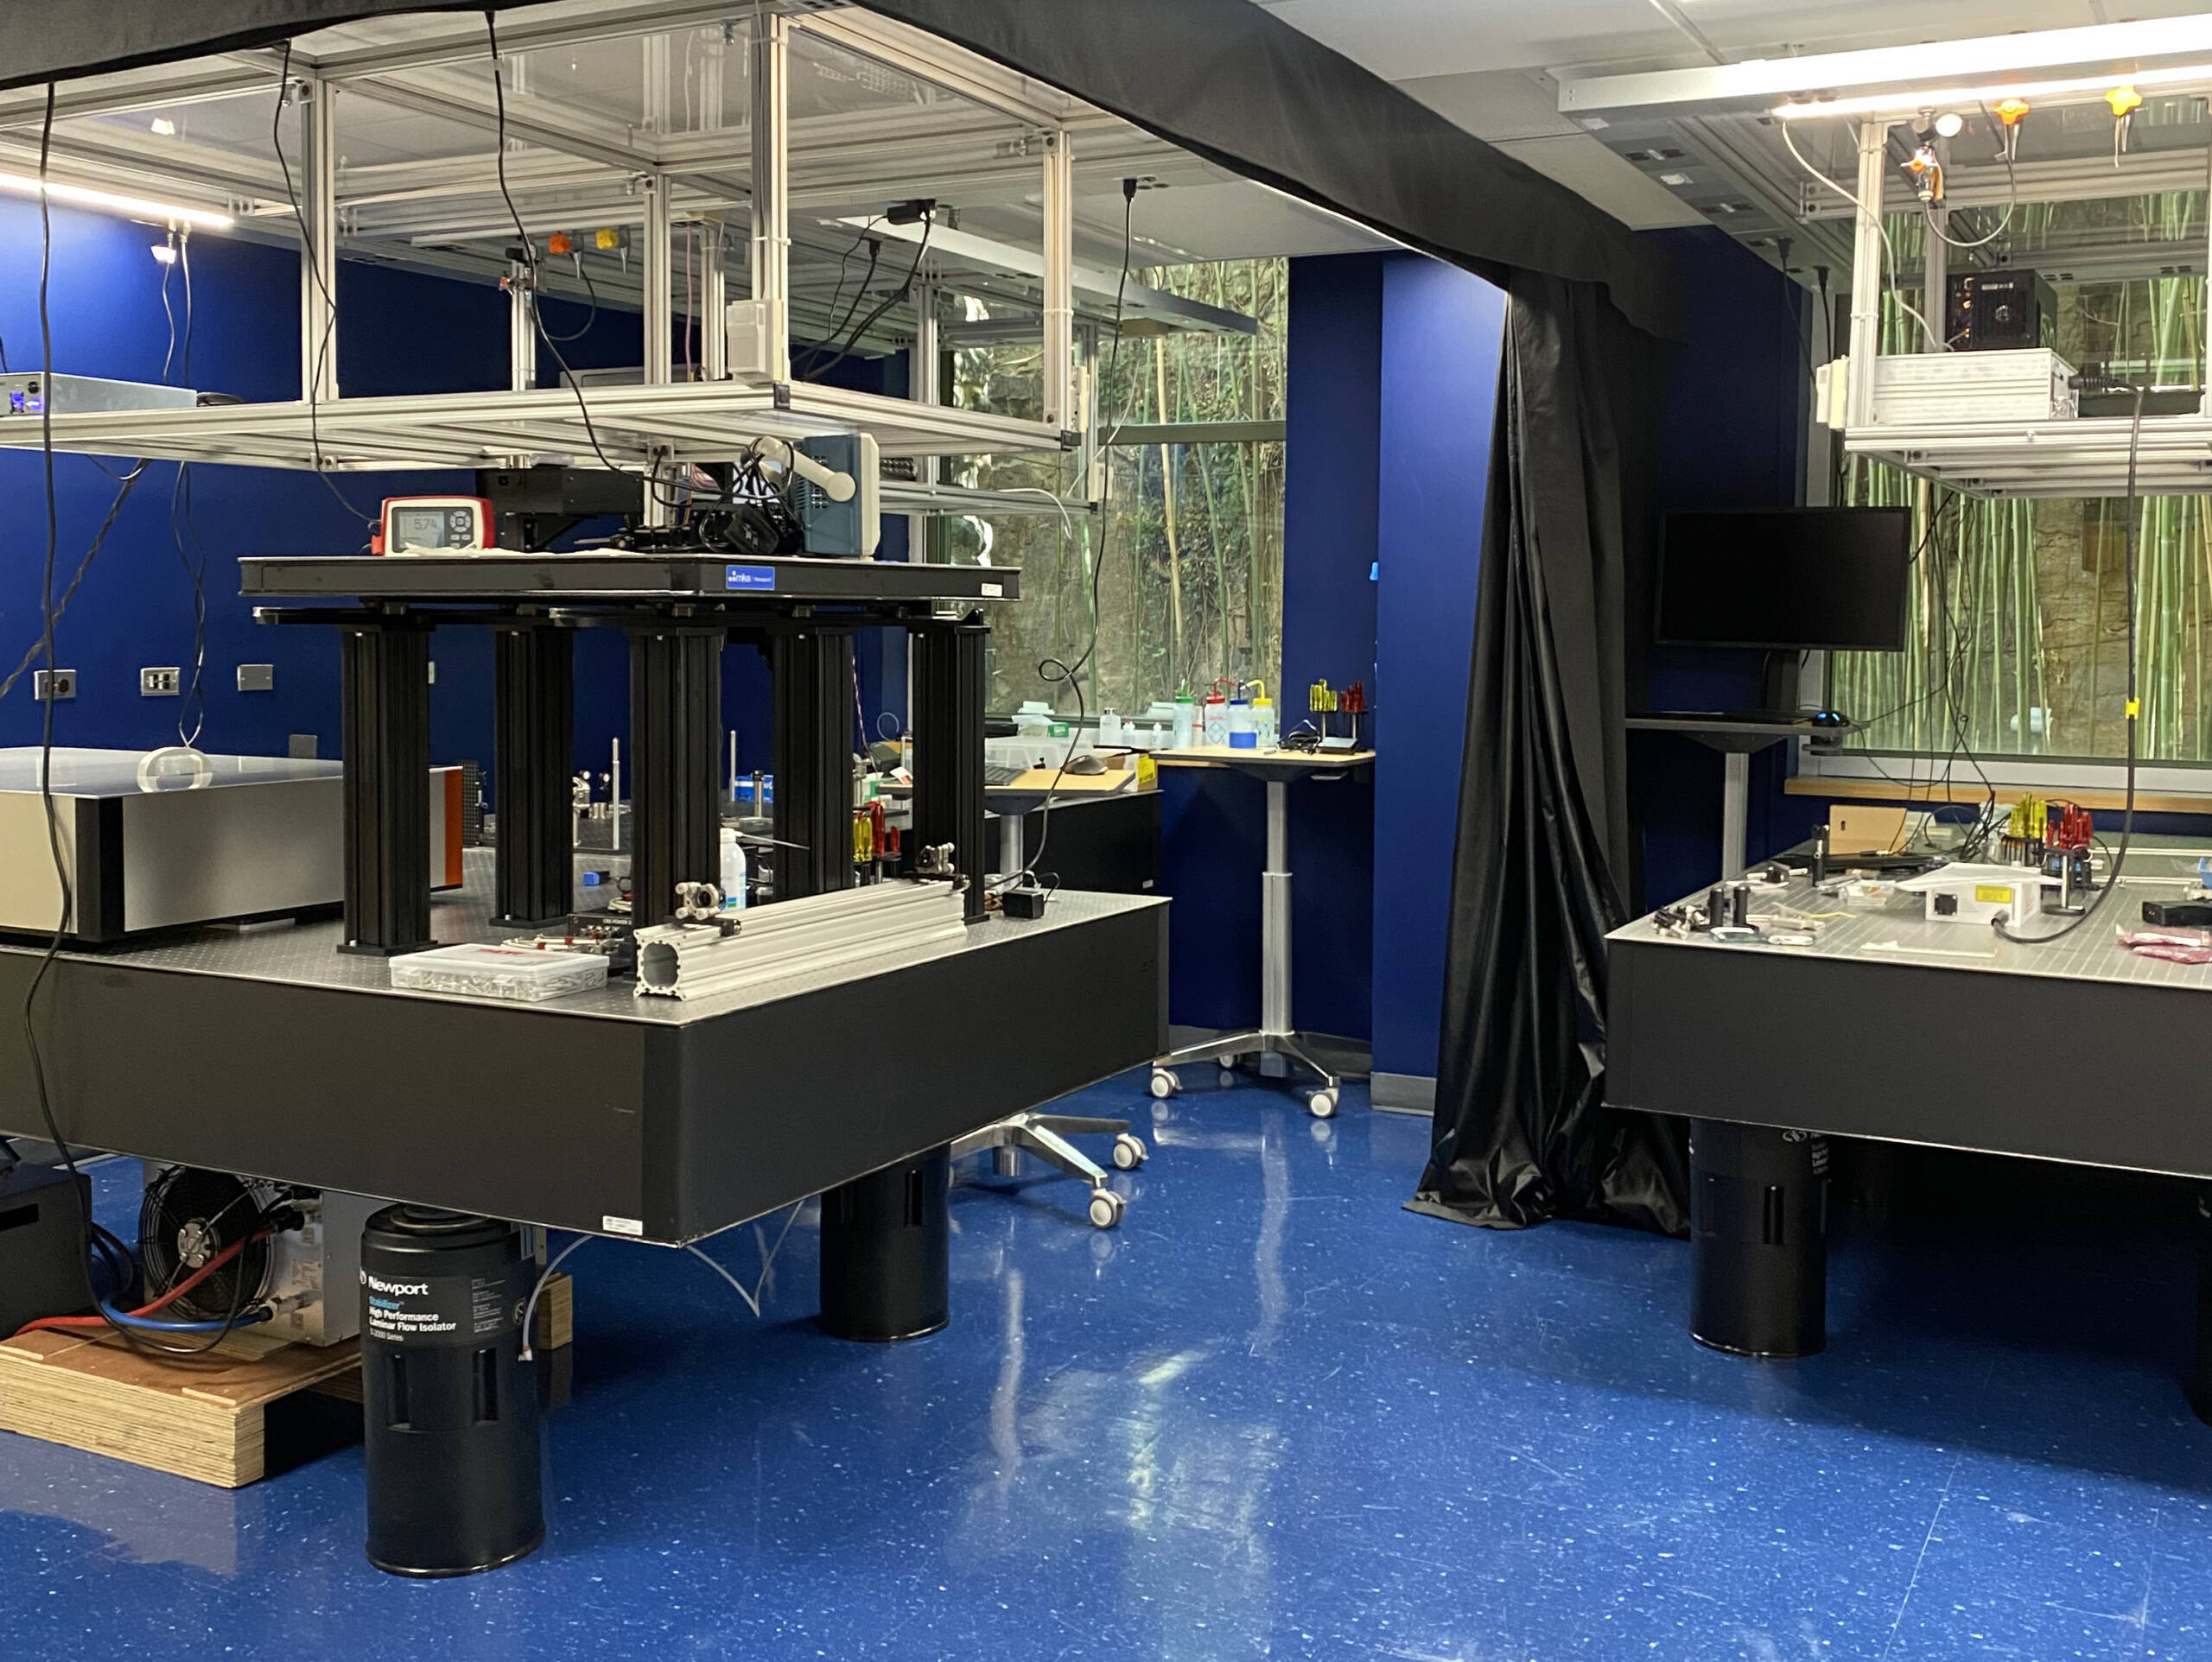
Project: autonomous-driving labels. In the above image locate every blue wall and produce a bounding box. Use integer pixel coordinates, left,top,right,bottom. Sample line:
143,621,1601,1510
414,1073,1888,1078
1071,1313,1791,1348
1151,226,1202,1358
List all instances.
1633,226,1822,908
1160,253,1385,1040
1370,257,1505,1082
0,201,792,809
1160,250,1506,1075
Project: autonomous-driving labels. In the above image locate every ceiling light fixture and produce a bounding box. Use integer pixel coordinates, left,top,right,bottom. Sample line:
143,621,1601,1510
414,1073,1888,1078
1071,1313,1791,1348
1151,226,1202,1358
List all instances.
1772,61,2212,119
0,170,233,230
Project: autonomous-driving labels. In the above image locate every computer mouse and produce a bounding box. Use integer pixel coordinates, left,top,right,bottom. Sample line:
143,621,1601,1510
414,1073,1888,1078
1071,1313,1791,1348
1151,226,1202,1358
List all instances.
1068,753,1108,775
1808,710,1846,728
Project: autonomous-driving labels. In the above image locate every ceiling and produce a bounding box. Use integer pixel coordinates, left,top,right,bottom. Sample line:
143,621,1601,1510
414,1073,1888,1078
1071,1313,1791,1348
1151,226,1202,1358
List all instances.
1255,0,2212,276
3,3,1399,361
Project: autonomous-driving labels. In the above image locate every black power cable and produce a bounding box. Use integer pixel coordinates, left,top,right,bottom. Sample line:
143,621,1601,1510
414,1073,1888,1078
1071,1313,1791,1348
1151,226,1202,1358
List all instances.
804,213,932,386
991,178,1140,898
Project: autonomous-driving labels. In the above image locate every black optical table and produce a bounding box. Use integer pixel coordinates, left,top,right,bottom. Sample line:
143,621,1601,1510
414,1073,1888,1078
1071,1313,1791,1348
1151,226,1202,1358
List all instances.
0,852,1166,1245
1606,841,2212,1412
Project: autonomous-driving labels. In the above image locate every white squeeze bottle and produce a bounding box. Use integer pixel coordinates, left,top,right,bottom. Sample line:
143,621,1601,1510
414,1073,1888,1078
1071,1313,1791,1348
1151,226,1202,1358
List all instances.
720,825,748,910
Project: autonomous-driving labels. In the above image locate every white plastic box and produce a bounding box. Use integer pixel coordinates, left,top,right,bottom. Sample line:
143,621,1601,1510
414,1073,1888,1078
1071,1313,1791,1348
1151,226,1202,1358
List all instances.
1869,349,2078,424
390,942,609,1002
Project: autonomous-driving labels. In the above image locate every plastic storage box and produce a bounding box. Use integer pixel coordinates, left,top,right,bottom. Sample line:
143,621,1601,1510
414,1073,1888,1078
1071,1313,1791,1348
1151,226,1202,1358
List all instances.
390,942,609,1003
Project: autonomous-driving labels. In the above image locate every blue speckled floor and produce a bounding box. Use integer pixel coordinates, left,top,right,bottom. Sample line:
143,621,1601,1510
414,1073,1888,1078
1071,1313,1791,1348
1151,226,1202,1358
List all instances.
6,1075,2212,1659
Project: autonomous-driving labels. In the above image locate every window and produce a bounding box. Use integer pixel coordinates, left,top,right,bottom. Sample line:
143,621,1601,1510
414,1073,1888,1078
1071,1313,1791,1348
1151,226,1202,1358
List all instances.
939,258,1287,717
1830,195,2212,763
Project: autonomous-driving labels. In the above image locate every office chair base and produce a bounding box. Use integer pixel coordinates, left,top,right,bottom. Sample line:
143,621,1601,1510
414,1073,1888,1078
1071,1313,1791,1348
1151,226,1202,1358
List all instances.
1153,1030,1341,1117
950,1113,1144,1229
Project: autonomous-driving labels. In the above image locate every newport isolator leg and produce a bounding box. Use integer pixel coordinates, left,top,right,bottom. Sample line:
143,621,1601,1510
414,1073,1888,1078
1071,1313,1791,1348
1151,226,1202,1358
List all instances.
360,1208,543,1577
1688,1120,1827,1358
818,1145,951,1342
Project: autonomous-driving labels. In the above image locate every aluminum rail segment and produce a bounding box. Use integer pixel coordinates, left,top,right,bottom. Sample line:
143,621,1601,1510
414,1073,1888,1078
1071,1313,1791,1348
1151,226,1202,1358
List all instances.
0,381,1071,472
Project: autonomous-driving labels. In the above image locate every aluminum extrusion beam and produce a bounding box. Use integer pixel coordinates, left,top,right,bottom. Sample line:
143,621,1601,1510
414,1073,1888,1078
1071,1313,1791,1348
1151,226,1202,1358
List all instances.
1040,130,1074,434
750,10,793,385
297,79,340,405
634,882,967,999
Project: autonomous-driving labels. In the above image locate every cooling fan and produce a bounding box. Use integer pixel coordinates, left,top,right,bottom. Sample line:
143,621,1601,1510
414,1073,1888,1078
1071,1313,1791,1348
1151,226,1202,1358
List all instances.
138,1165,283,1323
138,1164,385,1345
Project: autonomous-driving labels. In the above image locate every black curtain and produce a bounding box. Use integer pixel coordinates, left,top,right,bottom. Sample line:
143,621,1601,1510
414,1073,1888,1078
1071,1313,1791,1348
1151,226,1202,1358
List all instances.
1409,270,1688,1238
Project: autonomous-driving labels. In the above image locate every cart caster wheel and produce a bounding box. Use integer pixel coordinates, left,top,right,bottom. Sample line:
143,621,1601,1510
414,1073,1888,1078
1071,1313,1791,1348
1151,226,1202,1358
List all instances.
1307,1088,1338,1120
1218,1067,1240,1088
1112,1132,1147,1170
1088,1189,1125,1229
1149,1068,1179,1099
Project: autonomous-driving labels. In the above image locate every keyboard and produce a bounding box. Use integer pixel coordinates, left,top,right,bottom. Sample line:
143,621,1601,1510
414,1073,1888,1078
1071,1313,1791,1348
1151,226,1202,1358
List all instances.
982,763,1027,786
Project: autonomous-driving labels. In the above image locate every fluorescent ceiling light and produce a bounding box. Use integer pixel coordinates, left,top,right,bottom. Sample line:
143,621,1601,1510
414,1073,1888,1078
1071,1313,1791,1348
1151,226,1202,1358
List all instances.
0,170,232,230
1770,60,2212,121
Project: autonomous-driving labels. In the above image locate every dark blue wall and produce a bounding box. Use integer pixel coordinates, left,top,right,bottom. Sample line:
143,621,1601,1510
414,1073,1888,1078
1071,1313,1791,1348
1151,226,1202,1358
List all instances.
1160,250,1505,1070
1371,256,1505,1080
1633,225,1822,909
1160,253,1385,1040
0,201,790,809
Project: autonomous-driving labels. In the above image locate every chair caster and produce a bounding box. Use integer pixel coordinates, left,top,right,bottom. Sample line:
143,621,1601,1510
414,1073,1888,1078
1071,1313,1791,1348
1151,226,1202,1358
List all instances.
1149,1068,1179,1099
1088,1189,1125,1228
1307,1088,1338,1119
1112,1132,1147,1170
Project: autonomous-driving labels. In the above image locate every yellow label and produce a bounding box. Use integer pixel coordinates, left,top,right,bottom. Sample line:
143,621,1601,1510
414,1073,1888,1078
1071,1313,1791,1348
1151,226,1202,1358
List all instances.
1136,753,1158,789
2127,699,2141,719
1974,884,2014,904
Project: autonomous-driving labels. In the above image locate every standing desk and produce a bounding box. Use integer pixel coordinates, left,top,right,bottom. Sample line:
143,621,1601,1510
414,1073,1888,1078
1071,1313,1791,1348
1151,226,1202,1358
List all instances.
1147,746,1375,1118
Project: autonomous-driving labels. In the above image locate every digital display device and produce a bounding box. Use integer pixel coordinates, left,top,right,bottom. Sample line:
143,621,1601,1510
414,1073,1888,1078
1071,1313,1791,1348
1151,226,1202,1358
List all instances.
378,496,494,555
1656,508,1911,652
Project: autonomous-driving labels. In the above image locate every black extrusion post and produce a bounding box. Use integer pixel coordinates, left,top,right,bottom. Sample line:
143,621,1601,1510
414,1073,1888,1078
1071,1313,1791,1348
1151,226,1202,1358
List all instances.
1688,1120,1827,1359
626,625,723,929
340,616,434,955
771,624,856,903
818,1145,950,1342
492,625,575,925
908,617,988,922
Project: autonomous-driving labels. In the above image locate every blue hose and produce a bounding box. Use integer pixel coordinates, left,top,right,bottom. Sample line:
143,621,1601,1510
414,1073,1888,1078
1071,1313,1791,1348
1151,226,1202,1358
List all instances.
97,1303,271,1335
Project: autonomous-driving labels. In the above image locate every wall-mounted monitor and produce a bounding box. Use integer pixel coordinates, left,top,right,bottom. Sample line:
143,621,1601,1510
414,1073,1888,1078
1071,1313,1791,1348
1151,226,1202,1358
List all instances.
1656,507,1911,652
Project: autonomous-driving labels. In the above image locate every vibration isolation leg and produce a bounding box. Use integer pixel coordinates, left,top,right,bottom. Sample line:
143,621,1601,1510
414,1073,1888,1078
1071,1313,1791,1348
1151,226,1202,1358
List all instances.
339,615,434,955
1688,1120,1827,1359
2190,1190,2212,1426
492,624,575,925
626,625,723,929
360,1207,543,1577
818,1145,951,1342
772,623,857,903
908,616,988,922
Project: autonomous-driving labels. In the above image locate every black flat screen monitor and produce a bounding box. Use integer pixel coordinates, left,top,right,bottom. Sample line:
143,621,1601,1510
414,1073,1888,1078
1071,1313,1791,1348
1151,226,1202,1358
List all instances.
1656,507,1911,652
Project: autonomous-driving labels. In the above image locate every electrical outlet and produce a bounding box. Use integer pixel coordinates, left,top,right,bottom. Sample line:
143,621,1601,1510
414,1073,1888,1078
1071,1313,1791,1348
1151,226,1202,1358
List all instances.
141,667,181,696
32,669,75,701
237,663,274,693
